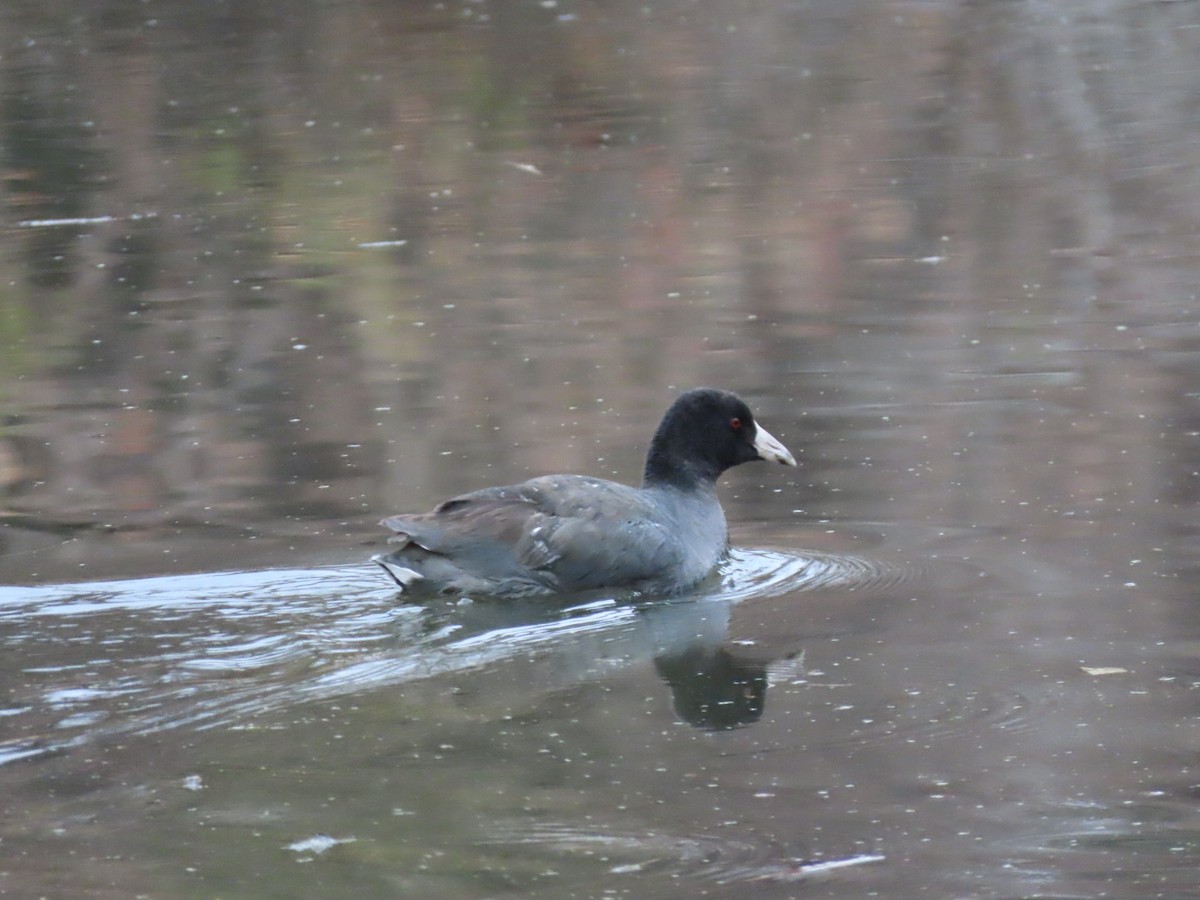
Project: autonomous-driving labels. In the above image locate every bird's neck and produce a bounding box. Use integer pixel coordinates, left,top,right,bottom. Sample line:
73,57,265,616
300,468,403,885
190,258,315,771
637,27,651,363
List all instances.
642,449,720,491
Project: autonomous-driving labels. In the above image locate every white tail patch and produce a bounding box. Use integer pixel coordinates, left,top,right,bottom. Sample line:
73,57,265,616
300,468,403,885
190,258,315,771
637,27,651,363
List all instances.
372,555,424,590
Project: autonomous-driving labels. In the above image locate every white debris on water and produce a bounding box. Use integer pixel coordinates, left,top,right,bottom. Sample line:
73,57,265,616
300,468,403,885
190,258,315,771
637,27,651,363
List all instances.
286,834,357,857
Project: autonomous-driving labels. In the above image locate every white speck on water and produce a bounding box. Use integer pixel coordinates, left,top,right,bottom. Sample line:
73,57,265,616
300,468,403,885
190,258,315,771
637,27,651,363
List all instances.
286,834,356,856
358,240,408,249
505,161,543,175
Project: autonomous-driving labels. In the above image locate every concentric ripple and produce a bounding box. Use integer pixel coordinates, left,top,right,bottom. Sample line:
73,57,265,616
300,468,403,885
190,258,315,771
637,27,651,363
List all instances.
716,546,918,601
484,819,884,890
815,684,1047,750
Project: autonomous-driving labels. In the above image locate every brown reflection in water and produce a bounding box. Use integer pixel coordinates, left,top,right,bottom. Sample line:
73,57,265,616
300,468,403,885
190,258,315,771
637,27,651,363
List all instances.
0,0,1197,592
0,1,905,579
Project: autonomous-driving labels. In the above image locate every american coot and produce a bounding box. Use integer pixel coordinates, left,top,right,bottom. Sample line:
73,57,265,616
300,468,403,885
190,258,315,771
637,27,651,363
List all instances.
373,388,796,598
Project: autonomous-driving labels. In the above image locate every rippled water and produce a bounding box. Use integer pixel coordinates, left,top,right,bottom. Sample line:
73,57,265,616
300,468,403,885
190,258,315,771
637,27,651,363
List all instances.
0,547,890,749
3,547,926,895
4,534,1198,897
5,0,1200,896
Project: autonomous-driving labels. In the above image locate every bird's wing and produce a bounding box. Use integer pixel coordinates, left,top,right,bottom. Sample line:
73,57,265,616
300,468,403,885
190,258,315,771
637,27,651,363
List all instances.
380,475,678,592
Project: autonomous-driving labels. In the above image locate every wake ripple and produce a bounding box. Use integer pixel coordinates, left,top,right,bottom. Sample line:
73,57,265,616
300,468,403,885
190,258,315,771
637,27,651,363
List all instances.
717,546,917,601
0,546,913,757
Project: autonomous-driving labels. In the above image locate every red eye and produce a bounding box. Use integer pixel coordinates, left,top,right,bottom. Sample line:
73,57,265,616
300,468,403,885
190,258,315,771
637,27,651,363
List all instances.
730,417,743,430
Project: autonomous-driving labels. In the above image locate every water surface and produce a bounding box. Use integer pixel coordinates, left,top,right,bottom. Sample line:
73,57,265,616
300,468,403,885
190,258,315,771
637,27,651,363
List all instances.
3,1,1200,897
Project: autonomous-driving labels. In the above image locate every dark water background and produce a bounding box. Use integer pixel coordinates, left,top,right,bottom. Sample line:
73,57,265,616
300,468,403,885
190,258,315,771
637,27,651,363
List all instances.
2,1,1200,897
